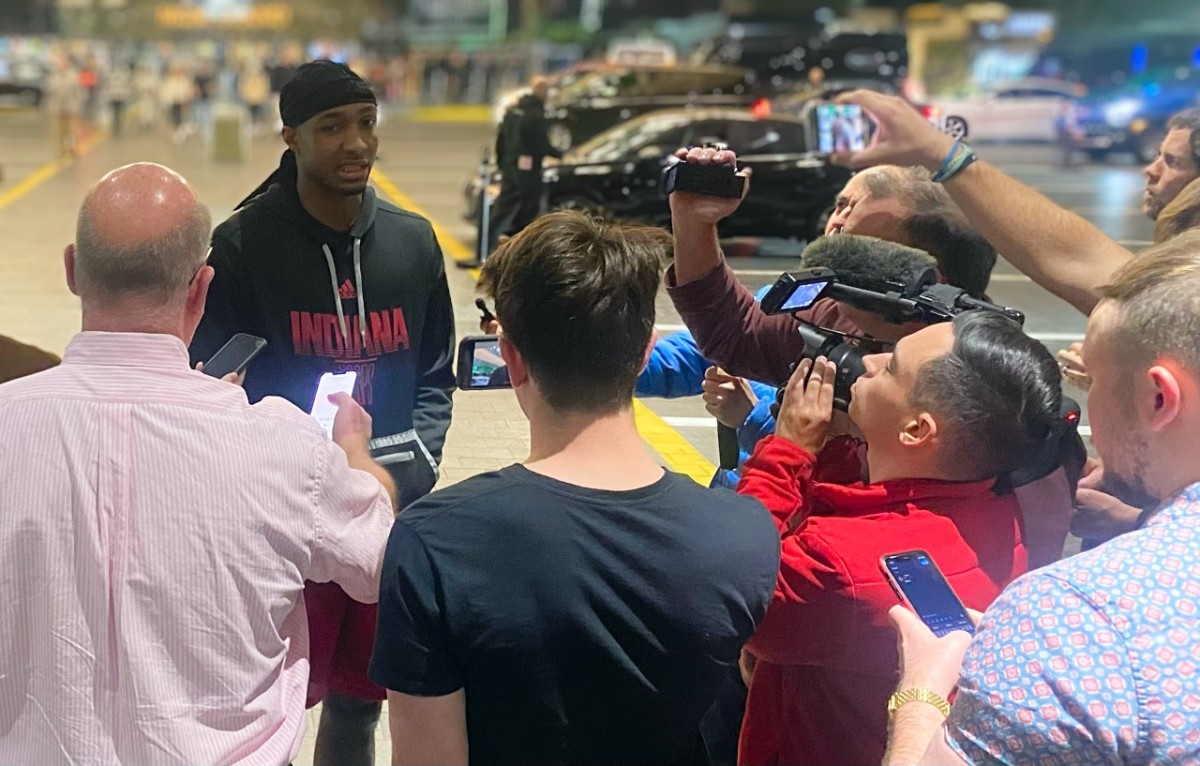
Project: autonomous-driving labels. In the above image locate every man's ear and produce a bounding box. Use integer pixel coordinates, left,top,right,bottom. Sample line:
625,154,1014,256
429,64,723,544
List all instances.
187,265,215,319
499,334,528,388
64,244,79,296
640,329,659,373
282,125,298,152
899,411,938,449
1145,364,1184,432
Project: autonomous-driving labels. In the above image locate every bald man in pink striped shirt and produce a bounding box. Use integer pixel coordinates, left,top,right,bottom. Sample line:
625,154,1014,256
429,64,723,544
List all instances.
0,163,397,766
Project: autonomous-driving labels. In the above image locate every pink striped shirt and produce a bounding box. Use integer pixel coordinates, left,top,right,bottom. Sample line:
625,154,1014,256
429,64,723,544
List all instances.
0,332,394,766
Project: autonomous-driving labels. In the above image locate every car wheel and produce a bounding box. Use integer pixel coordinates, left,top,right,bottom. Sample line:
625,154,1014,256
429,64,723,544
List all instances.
548,123,572,153
943,115,969,140
554,195,609,219
1133,128,1164,165
1084,148,1110,162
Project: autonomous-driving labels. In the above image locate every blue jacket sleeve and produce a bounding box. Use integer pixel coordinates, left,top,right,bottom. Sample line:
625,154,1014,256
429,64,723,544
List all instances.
738,384,778,459
635,331,712,399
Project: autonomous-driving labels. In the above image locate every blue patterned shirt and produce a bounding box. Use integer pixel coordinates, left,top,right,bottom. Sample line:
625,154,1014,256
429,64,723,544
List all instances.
946,482,1200,765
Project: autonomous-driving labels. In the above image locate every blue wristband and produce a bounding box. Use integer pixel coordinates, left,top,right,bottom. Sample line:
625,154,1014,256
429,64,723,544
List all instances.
932,141,977,183
933,140,962,180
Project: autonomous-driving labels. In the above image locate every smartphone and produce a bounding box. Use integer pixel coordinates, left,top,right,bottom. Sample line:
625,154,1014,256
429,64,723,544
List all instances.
310,371,358,437
880,550,976,637
456,335,510,390
811,102,872,156
202,333,267,378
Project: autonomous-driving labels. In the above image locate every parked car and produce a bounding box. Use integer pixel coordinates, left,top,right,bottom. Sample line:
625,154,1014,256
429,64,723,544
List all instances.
463,108,850,241
691,25,909,92
933,77,1084,142
1075,75,1200,163
542,65,760,152
0,80,40,107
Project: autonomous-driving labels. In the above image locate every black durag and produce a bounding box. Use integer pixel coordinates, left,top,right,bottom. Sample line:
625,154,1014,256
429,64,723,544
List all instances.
236,60,377,210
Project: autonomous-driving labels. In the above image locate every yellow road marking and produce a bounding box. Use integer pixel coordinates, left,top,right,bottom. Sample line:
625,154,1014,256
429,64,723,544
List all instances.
370,166,482,279
371,166,718,484
408,105,492,123
632,400,717,485
0,130,107,211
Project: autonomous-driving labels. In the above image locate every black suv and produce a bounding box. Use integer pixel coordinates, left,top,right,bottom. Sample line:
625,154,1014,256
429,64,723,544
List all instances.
466,108,850,241
544,65,759,152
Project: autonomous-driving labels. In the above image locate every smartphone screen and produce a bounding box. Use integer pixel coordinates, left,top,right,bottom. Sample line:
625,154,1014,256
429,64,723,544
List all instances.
780,280,831,312
310,371,358,437
814,103,870,155
881,551,976,637
456,336,510,390
202,333,267,378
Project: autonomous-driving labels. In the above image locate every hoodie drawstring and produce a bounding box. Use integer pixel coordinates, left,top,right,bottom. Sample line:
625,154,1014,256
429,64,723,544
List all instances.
322,244,349,343
353,238,367,345
323,240,369,348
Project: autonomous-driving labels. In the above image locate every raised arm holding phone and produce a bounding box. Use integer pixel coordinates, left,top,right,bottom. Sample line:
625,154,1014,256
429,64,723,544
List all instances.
830,89,1135,314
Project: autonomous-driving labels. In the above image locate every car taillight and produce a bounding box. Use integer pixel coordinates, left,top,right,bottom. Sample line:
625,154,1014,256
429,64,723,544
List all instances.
751,98,772,117
920,104,940,120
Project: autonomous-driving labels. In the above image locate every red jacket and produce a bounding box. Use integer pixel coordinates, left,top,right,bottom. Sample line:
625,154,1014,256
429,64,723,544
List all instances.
736,436,1029,766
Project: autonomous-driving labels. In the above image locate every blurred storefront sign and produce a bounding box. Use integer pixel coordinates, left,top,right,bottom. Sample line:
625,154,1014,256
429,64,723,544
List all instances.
153,2,293,29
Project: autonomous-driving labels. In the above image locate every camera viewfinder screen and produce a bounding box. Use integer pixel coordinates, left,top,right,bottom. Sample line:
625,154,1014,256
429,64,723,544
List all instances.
816,104,869,155
781,280,830,311
885,553,976,637
470,340,510,388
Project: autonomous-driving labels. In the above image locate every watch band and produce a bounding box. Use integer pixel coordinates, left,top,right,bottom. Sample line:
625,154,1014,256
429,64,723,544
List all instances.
887,687,951,719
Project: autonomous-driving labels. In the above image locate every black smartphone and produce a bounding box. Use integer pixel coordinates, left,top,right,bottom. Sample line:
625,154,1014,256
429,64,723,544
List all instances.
810,101,872,156
202,333,267,378
456,335,510,390
880,550,976,637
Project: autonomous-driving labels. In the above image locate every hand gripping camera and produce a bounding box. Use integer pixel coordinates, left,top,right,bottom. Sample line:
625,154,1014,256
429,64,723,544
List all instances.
761,266,1082,489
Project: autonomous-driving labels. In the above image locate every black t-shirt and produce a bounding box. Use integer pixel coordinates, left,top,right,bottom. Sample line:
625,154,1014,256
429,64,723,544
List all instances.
369,464,780,766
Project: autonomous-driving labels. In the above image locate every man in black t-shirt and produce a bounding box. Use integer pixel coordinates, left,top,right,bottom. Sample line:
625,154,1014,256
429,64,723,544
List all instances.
369,210,780,765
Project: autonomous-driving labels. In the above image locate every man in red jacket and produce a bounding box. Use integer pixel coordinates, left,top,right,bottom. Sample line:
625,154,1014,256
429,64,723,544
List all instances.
736,310,1064,766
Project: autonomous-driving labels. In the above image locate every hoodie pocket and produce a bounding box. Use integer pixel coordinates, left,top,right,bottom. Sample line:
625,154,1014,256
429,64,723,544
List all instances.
371,431,438,509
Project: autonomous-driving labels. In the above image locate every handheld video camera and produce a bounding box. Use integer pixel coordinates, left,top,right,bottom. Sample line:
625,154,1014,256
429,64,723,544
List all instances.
759,266,1025,410
762,267,1082,489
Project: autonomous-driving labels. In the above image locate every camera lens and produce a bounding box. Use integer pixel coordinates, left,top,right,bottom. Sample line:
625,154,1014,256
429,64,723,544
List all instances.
795,325,866,410
824,342,865,410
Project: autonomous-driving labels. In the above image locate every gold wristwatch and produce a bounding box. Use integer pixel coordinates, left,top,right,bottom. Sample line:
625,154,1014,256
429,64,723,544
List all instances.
887,688,951,719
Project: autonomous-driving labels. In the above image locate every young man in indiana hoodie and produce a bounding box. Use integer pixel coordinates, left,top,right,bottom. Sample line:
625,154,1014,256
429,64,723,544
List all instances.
188,61,455,766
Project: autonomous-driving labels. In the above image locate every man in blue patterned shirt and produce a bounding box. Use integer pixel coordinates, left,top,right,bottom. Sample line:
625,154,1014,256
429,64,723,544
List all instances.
880,232,1200,765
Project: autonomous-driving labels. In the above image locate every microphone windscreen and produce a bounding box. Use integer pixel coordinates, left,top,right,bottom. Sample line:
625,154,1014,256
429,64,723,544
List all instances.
800,234,937,293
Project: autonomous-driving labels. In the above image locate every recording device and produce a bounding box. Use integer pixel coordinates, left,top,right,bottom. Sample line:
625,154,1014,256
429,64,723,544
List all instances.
810,101,872,156
762,257,1082,489
881,550,976,637
310,371,358,437
202,333,267,379
475,298,496,325
662,144,747,199
760,265,1024,410
457,335,510,390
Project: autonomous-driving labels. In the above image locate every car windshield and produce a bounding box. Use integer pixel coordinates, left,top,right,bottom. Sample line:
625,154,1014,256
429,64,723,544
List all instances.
570,112,694,162
555,71,629,101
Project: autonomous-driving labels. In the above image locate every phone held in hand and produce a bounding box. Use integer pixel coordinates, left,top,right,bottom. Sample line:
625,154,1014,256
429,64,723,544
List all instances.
880,550,976,637
310,371,358,437
202,333,267,378
456,335,510,390
809,101,872,156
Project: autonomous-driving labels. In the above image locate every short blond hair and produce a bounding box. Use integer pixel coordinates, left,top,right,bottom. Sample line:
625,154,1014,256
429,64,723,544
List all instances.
1099,229,1200,372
